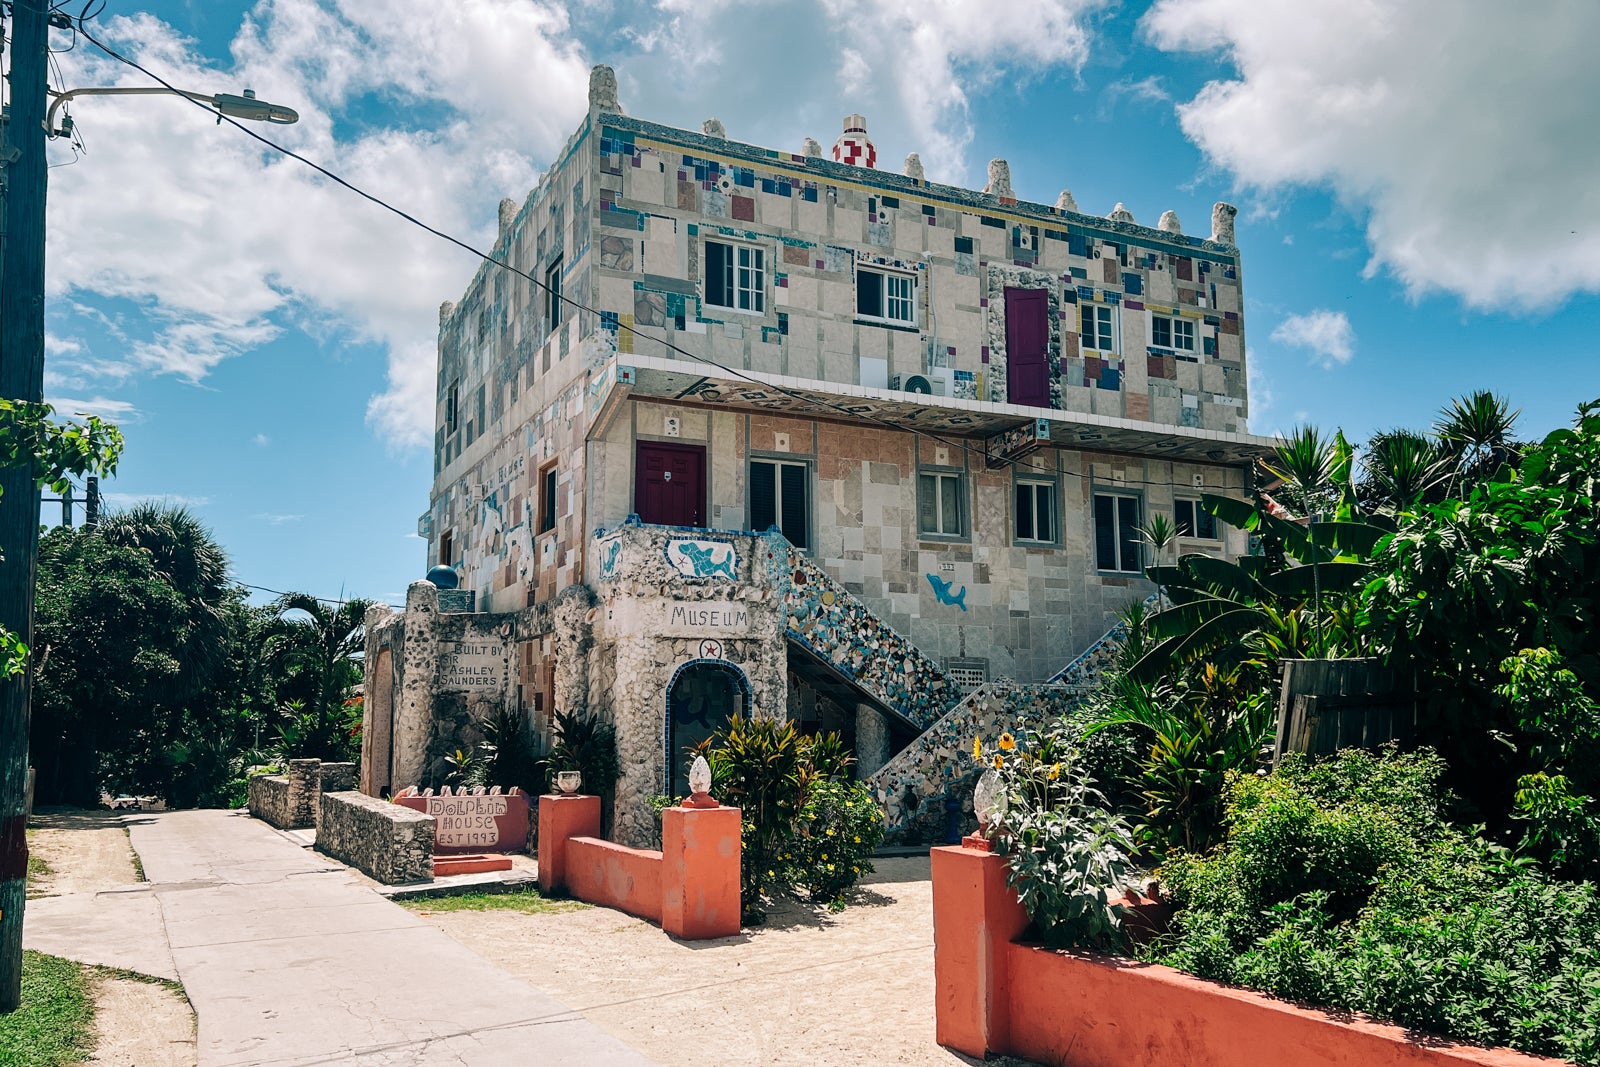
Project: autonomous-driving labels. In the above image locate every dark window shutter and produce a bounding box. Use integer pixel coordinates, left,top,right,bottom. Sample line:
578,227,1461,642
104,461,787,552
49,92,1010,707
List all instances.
1094,495,1116,570
1038,485,1055,542
857,270,883,318
706,242,732,306
1117,497,1142,572
780,463,808,548
1175,499,1194,537
1015,483,1033,540
750,461,777,533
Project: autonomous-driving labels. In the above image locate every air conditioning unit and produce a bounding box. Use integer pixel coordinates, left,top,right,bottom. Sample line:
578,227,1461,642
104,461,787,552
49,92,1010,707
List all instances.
895,373,945,397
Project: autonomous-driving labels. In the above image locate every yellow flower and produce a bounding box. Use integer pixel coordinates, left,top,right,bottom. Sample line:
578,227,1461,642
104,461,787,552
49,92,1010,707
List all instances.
768,870,775,877
972,737,982,761
821,853,829,860
827,864,835,871
853,836,861,843
1048,763,1062,780
998,732,1017,751
826,828,836,836
992,754,1004,770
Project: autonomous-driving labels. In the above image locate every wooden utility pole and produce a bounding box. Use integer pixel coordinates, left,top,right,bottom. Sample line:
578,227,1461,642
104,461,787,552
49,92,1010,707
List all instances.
0,0,51,1012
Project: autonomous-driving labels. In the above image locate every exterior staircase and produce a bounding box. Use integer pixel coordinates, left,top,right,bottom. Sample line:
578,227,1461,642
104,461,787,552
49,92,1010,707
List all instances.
864,592,1163,843
780,545,962,732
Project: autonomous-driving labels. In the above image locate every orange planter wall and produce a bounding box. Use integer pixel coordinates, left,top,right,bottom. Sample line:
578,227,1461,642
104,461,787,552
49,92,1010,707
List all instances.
537,793,740,939
932,841,1565,1067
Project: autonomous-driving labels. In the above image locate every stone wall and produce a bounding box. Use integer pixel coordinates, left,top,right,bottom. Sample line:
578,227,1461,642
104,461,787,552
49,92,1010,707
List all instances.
316,790,435,885
247,773,295,829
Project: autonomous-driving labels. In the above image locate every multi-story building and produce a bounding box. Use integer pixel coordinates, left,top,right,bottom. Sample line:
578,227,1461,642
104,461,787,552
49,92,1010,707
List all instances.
362,65,1276,845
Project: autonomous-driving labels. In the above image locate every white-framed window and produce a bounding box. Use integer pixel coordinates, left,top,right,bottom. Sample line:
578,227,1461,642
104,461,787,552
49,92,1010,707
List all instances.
705,240,765,313
1093,492,1143,573
1152,314,1195,351
857,265,917,326
1080,302,1117,352
917,470,966,538
546,256,564,328
1014,480,1057,544
749,459,809,549
1174,497,1219,540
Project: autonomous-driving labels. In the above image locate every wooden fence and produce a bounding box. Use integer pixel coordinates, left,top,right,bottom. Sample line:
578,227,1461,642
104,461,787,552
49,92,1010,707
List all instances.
1272,658,1417,765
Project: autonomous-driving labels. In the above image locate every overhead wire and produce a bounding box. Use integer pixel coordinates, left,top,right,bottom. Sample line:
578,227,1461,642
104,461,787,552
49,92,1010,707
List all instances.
69,9,1251,499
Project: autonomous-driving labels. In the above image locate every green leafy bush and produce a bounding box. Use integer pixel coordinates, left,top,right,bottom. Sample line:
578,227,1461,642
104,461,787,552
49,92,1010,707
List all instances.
975,728,1139,950
1149,747,1600,1064
547,710,620,800
784,778,883,909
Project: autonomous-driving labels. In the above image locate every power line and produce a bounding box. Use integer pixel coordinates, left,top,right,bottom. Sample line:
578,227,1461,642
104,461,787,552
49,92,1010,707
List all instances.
70,12,1259,498
233,581,402,608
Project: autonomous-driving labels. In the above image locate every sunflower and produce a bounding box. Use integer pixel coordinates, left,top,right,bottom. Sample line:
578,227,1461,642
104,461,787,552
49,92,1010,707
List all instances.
992,753,1004,770
972,737,982,761
998,732,1017,751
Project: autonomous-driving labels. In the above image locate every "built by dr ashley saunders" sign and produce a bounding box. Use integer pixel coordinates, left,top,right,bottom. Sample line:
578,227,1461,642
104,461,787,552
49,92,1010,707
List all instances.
439,640,506,692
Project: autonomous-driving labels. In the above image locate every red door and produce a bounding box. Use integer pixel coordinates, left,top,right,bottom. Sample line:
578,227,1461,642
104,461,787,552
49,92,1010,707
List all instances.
635,441,706,527
1005,287,1051,408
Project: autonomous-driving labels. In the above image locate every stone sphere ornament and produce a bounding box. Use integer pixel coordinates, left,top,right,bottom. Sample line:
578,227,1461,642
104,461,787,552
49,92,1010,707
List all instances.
973,768,1008,830
556,770,582,795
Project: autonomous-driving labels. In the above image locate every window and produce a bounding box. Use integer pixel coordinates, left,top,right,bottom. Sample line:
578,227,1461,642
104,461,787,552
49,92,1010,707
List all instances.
1175,498,1218,540
1014,480,1057,544
1080,303,1117,352
546,256,564,328
705,240,765,313
1152,314,1195,351
445,380,460,436
1093,493,1142,573
856,266,917,326
538,465,558,533
749,459,809,548
918,470,966,538
438,530,454,567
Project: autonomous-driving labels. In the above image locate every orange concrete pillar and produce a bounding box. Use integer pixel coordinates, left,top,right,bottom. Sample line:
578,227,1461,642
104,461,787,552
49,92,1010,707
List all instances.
930,838,1030,1059
537,794,601,894
660,803,741,940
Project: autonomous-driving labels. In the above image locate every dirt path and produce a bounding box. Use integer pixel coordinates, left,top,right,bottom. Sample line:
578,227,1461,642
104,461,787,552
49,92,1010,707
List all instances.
27,808,140,896
26,807,198,1065
417,856,1019,1066
88,973,197,1067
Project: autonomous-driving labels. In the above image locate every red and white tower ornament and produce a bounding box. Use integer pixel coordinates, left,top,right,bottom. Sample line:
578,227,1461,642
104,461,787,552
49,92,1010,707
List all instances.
832,114,877,169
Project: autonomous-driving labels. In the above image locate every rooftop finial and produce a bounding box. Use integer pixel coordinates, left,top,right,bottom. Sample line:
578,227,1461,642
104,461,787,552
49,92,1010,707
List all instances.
903,152,924,181
1055,189,1079,213
802,136,822,158
1211,202,1238,245
833,114,877,169
985,159,1014,199
702,117,726,139
1158,210,1182,234
1109,202,1135,223
588,64,619,112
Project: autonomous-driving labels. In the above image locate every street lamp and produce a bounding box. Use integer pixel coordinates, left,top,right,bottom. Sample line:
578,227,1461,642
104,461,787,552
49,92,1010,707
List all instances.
46,86,299,138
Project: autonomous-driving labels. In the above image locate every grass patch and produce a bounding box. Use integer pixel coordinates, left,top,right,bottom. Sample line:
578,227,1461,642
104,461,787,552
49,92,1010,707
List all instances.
0,952,94,1067
122,829,144,882
25,831,51,898
398,888,588,915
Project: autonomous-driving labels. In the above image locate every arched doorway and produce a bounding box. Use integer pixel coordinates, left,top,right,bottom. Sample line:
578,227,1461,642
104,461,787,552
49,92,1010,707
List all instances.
665,659,750,797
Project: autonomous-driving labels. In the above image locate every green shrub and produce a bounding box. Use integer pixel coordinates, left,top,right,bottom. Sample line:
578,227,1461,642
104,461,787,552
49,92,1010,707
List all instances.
975,728,1139,950
547,710,620,800
1147,746,1600,1065
784,778,883,909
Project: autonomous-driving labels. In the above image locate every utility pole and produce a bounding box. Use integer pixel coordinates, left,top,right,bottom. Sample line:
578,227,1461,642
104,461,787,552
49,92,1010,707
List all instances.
0,0,50,1012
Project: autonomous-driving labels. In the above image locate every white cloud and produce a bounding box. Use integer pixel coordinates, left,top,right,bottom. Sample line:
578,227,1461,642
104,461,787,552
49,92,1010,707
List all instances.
254,512,304,525
101,492,211,508
48,1,593,449
253,433,271,447
1142,0,1600,311
1271,309,1355,369
48,396,140,421
626,0,1106,186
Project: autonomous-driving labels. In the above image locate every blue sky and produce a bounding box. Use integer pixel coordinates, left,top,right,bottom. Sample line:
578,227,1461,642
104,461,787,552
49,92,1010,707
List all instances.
40,0,1600,606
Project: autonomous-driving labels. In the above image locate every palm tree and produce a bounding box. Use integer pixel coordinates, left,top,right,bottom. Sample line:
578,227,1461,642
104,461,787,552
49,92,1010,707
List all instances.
1359,429,1452,512
263,592,375,761
96,502,233,702
1435,390,1522,492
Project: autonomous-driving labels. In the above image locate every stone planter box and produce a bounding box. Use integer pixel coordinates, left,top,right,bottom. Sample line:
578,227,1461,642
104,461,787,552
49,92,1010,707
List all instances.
316,790,434,885
931,839,1566,1067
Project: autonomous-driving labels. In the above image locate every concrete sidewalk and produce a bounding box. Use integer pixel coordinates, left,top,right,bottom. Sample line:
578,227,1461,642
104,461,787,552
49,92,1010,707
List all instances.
126,808,657,1067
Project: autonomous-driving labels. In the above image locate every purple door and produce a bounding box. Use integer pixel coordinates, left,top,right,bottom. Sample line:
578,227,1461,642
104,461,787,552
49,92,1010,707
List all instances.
635,441,706,527
1005,287,1051,408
